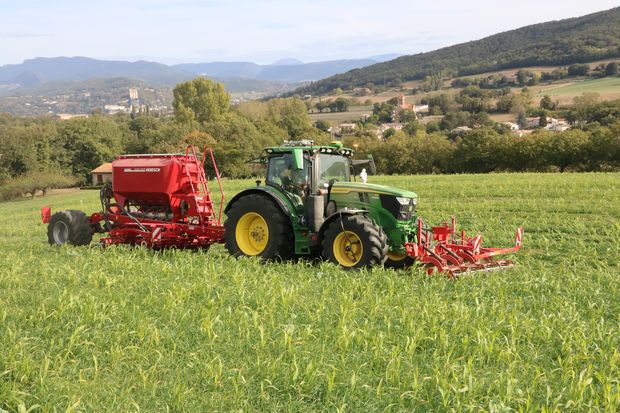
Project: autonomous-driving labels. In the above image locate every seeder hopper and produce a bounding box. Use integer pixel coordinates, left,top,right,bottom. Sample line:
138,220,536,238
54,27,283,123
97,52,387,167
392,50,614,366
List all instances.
43,146,225,250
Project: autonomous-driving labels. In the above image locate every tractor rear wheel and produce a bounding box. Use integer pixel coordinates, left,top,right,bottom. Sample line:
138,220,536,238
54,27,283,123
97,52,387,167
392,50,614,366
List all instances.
225,194,293,260
47,210,94,246
322,215,387,269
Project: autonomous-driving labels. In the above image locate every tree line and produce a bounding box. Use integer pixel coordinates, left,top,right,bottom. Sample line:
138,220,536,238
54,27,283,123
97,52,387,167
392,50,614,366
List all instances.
346,123,619,175
0,78,330,200
0,78,619,201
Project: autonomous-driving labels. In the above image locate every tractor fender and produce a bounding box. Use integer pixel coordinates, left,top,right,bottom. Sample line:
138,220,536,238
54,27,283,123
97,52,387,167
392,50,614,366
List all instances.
224,187,293,219
317,208,367,244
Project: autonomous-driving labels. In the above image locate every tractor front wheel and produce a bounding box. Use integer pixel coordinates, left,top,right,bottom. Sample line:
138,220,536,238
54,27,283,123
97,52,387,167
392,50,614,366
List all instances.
225,194,293,260
385,252,415,269
322,215,387,269
47,210,94,246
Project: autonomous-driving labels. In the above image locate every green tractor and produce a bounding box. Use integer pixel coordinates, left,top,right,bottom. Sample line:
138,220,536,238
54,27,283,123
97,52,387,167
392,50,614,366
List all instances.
224,140,417,269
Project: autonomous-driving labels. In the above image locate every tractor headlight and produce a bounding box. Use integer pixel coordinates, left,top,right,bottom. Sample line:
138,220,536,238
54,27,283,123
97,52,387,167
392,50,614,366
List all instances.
380,195,417,221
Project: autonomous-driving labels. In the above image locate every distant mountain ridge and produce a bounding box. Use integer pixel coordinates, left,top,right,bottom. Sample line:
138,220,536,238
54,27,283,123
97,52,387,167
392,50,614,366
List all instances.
0,55,399,91
0,57,192,86
293,6,620,95
174,58,381,82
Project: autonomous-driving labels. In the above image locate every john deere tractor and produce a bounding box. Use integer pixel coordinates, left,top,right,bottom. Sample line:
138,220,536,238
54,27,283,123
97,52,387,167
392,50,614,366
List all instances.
224,140,418,269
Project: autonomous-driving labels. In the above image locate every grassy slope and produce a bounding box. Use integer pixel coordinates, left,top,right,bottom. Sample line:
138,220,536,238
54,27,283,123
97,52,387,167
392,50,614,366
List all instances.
308,106,373,126
294,7,620,95
0,174,618,411
535,77,620,97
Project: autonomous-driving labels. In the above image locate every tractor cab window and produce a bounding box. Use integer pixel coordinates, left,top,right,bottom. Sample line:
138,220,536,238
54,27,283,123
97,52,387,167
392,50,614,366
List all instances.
266,153,310,194
318,154,350,186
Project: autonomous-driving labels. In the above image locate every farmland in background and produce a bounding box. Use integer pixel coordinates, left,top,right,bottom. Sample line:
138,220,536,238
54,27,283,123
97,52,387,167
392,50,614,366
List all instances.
0,173,618,411
308,105,372,125
533,77,620,105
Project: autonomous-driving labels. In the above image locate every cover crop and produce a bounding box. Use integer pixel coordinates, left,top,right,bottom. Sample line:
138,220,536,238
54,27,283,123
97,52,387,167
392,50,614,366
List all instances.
0,173,618,411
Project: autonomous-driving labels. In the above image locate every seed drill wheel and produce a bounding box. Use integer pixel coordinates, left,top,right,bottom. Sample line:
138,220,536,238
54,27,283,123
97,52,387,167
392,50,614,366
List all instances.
224,194,293,260
47,210,94,246
322,215,387,269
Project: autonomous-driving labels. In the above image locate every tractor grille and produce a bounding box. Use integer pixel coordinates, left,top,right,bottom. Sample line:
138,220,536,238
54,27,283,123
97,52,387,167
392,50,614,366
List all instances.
380,195,417,221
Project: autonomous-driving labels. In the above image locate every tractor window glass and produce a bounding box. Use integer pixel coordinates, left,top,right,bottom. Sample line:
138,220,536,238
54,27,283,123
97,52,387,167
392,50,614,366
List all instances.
318,154,350,185
267,154,309,190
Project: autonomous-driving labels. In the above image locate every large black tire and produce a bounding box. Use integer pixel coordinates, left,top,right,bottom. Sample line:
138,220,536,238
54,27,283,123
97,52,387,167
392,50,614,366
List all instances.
47,210,94,246
385,232,424,269
384,253,415,269
322,214,387,269
224,194,294,260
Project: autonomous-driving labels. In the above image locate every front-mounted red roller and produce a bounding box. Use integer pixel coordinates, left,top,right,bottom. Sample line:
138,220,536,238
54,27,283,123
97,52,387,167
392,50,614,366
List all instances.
405,217,524,278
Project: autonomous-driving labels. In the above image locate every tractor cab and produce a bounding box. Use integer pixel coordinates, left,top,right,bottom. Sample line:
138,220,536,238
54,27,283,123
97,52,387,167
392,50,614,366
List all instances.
262,141,353,206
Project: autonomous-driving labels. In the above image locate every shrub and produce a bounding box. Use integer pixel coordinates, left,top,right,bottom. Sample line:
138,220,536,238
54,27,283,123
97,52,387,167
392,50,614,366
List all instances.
0,171,78,201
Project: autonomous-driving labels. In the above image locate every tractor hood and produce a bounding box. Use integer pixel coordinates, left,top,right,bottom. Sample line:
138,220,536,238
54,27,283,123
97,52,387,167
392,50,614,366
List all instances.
331,181,417,198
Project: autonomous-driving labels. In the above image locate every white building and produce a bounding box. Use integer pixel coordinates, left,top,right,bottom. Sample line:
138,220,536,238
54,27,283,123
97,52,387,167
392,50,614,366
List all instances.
503,122,519,131
104,104,128,114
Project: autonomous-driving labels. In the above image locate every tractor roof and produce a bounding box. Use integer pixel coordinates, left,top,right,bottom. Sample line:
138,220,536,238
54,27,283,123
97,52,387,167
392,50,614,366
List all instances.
264,140,353,156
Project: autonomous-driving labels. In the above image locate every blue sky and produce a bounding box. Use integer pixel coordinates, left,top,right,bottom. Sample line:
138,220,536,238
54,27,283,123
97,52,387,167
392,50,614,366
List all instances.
0,0,618,65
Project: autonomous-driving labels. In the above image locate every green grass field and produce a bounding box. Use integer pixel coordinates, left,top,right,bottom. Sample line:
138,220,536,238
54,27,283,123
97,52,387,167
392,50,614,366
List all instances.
536,77,620,98
1,173,619,412
308,106,372,126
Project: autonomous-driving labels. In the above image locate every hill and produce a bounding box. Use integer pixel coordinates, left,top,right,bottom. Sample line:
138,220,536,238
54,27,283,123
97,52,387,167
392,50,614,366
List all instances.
255,59,376,82
0,56,390,114
173,62,263,79
0,57,193,86
0,75,299,116
175,58,387,83
294,7,620,95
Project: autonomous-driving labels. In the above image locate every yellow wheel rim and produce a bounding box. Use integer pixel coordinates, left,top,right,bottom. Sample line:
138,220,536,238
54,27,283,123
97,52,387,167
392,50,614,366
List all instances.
332,231,363,267
387,251,408,262
235,212,269,256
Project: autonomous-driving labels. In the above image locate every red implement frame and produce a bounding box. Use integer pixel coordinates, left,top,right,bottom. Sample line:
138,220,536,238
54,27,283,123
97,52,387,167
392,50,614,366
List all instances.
405,216,523,278
98,145,225,248
43,145,226,250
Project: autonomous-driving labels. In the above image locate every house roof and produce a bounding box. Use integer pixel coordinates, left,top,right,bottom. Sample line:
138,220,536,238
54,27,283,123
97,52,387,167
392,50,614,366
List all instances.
91,163,113,174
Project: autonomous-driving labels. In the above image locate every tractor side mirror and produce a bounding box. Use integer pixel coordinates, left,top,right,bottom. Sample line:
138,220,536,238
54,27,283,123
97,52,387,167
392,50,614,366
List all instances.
292,148,304,170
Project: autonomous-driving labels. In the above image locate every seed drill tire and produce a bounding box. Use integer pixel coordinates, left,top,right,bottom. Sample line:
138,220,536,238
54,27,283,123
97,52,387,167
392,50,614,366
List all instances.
47,210,94,246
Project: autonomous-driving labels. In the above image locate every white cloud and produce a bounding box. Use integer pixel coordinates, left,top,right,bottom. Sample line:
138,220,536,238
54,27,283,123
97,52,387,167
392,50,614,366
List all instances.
0,0,618,65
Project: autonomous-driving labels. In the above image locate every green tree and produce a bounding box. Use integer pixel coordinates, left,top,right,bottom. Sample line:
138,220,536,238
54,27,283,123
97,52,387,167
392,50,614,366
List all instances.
266,98,313,138
549,130,589,172
398,109,417,123
568,64,589,76
314,120,330,132
539,95,556,110
539,112,548,128
517,111,528,129
383,128,397,139
605,62,619,76
452,127,503,173
516,70,529,86
53,116,129,182
173,78,230,123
